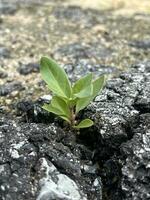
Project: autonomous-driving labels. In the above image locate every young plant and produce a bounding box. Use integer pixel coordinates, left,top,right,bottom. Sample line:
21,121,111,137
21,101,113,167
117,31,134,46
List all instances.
40,57,105,129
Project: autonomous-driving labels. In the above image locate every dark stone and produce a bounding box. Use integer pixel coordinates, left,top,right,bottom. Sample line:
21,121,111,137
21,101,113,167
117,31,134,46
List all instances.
85,61,150,199
0,71,8,78
121,113,150,200
17,63,39,75
0,3,18,15
129,40,150,49
134,80,150,113
0,81,24,96
53,5,104,26
17,100,55,123
1,61,150,200
0,118,101,200
0,47,10,58
55,42,113,64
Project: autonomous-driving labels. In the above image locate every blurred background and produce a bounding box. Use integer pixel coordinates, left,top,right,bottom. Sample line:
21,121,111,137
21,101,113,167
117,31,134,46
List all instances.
0,0,150,113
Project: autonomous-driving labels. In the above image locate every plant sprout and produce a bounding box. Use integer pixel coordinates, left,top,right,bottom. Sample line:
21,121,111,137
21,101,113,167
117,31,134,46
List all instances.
40,57,105,129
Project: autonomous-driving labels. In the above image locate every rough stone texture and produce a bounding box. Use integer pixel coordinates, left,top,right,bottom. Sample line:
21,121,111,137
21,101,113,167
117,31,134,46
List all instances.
0,81,24,96
62,61,120,83
0,71,8,78
85,61,150,199
53,6,105,25
0,47,10,58
1,61,150,200
55,42,113,65
121,113,150,200
129,40,150,49
37,158,87,200
0,3,18,15
17,63,40,75
0,118,101,200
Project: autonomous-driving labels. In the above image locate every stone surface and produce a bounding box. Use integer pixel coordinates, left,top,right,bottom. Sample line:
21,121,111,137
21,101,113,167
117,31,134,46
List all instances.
0,47,10,58
85,61,150,199
0,3,18,15
55,42,113,64
37,158,87,200
1,62,150,200
62,61,119,83
53,5,104,25
0,118,101,200
129,40,150,49
0,81,24,96
17,63,40,75
0,70,8,78
121,113,150,200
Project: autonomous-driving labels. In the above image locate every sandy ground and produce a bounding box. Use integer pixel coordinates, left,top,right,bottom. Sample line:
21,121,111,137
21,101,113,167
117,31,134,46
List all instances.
0,0,150,112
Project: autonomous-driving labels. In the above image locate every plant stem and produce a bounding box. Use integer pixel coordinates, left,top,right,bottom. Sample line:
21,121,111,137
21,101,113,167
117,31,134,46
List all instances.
70,107,76,126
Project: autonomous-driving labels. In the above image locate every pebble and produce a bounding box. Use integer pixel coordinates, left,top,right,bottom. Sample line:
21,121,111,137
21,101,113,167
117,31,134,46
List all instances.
129,40,150,49
17,63,39,75
0,3,18,15
0,81,23,96
0,71,8,78
0,47,10,58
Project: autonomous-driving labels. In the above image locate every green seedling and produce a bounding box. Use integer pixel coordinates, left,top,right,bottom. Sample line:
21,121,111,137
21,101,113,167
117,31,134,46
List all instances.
40,57,105,129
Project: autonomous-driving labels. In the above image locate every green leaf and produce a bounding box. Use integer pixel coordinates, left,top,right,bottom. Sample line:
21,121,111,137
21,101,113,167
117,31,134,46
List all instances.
73,73,93,98
59,116,71,123
42,103,70,123
75,75,105,113
51,96,70,118
76,96,91,113
40,57,72,98
92,75,105,98
73,119,93,129
42,103,63,116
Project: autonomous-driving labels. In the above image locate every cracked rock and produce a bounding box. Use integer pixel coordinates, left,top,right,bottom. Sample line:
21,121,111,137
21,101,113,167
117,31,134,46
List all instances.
37,158,87,200
121,113,150,200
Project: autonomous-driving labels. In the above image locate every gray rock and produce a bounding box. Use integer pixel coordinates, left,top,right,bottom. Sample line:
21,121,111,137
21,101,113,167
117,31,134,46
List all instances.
37,158,87,200
129,40,150,49
53,5,104,26
62,61,119,83
0,70,8,78
121,113,150,200
0,118,101,200
0,47,10,58
17,63,40,75
55,42,113,64
83,61,150,199
0,3,18,15
0,81,23,96
1,61,150,200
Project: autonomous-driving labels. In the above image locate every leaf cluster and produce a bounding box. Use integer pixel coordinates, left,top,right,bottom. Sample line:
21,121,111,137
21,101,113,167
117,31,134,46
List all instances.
40,57,105,129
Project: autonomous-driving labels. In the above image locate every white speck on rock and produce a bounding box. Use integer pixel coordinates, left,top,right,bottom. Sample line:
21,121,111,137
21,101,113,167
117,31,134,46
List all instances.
1,185,5,191
93,178,99,187
0,165,5,173
40,95,52,101
37,158,87,200
11,141,25,149
10,149,20,159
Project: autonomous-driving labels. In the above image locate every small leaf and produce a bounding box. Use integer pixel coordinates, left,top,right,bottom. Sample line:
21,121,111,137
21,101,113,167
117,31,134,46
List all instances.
92,75,105,98
73,73,93,98
42,103,70,123
59,116,71,123
76,75,105,113
42,103,63,116
51,96,70,118
40,57,72,98
73,119,93,129
76,96,91,113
